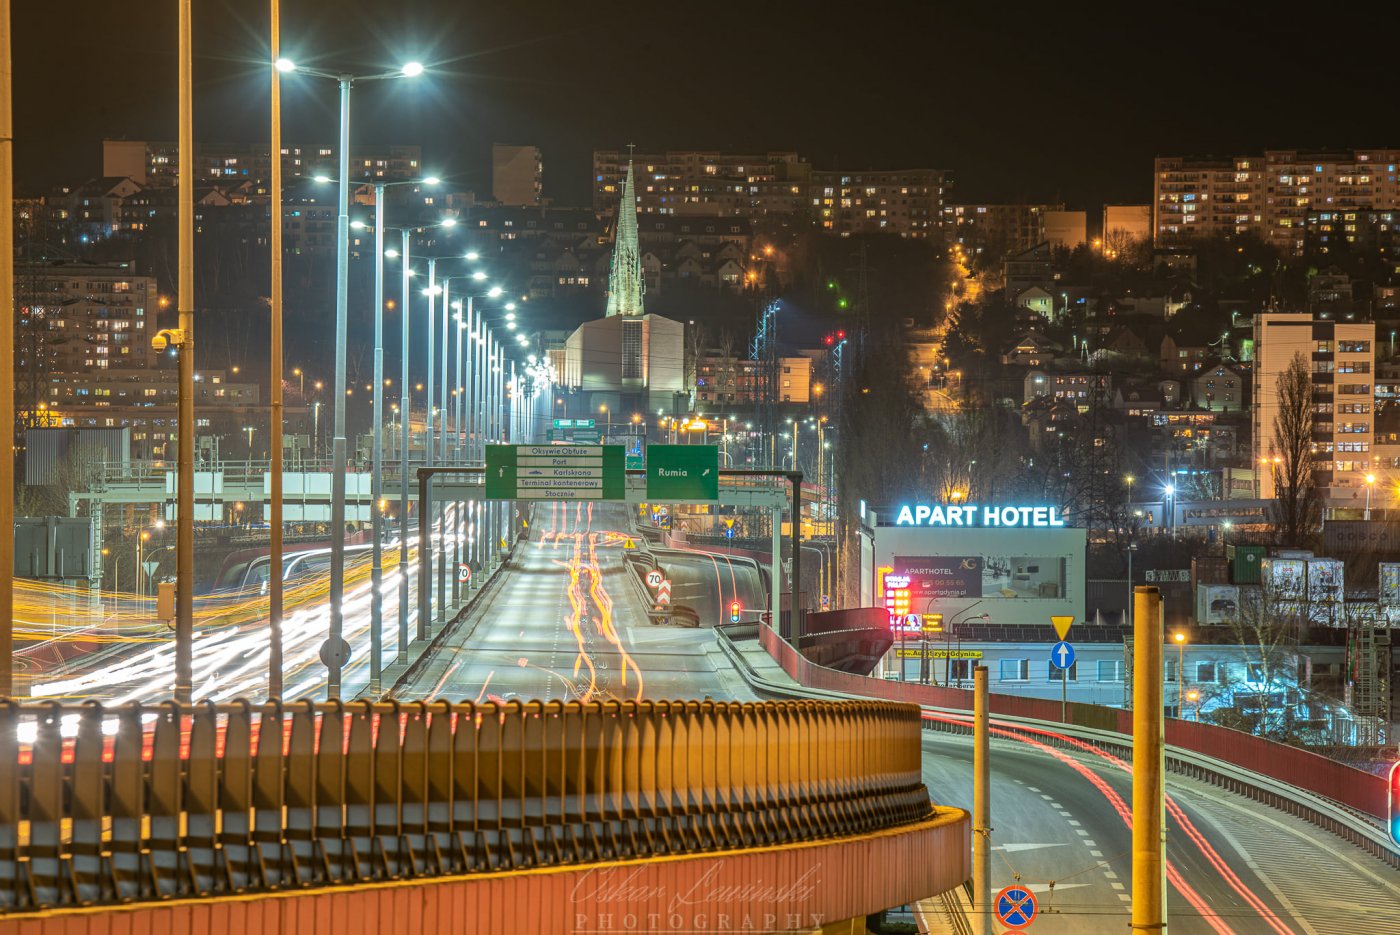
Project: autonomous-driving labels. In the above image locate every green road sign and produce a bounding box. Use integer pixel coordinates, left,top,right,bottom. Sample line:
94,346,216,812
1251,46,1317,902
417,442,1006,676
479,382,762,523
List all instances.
646,445,719,500
552,418,596,429
485,445,624,500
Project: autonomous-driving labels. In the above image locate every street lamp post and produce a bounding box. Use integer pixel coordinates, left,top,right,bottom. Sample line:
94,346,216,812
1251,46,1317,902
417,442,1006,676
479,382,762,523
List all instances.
359,180,439,693
174,0,195,704
268,8,286,699
397,230,412,660
285,58,424,698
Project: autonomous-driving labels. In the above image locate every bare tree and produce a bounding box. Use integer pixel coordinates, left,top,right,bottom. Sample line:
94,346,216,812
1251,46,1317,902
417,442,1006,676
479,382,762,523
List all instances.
1268,352,1320,547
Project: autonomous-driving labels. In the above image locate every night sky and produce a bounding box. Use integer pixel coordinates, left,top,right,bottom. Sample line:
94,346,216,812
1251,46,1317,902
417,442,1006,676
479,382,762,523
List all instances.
14,2,1395,209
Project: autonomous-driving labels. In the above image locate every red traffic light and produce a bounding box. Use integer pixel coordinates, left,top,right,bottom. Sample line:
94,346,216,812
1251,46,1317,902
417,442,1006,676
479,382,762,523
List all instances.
824,334,834,346
836,330,846,340
729,600,742,623
1390,762,1400,846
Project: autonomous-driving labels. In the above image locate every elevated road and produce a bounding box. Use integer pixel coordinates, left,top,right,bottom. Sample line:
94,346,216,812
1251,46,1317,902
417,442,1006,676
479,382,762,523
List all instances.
394,501,754,701
922,727,1399,933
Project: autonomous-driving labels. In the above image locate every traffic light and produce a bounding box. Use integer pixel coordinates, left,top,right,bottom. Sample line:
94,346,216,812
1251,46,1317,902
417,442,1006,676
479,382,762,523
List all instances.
1390,762,1400,845
730,601,742,624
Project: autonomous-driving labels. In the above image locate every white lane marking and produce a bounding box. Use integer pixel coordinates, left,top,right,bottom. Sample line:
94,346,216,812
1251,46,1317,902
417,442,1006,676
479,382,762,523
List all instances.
994,842,1071,853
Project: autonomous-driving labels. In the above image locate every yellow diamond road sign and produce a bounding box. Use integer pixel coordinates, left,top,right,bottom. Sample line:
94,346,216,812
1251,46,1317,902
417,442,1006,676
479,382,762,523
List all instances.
1051,615,1074,640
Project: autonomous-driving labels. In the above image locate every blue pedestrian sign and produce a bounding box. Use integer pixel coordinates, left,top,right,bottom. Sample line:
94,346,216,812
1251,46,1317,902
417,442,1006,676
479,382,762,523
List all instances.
1049,640,1076,670
995,885,1038,928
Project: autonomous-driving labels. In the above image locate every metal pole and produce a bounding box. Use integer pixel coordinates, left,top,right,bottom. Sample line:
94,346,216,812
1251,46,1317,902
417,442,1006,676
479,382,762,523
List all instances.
417,469,431,641
452,303,464,607
267,0,284,699
424,258,436,627
440,279,451,464
325,75,351,699
789,471,802,637
174,0,195,705
1061,659,1068,722
972,665,991,935
474,316,485,575
1132,585,1166,933
0,0,14,696
369,183,385,695
397,229,411,662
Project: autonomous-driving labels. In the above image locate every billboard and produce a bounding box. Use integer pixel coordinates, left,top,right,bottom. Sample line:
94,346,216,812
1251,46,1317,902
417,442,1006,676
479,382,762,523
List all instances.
894,554,1067,600
893,555,982,599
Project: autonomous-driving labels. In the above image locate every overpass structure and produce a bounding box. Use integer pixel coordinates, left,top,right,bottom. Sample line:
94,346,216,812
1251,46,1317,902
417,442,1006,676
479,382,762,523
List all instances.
0,698,967,932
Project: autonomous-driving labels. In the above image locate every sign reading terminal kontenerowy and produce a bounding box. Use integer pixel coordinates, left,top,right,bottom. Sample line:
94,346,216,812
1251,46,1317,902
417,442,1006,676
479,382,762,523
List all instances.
893,503,1068,528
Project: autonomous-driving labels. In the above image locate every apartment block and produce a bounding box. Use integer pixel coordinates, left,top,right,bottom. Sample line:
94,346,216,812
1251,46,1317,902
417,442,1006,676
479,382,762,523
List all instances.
492,144,542,206
592,150,811,219
1265,150,1400,254
1154,150,1400,254
16,264,160,375
944,203,1059,256
1102,204,1151,243
1253,313,1375,500
810,168,945,239
696,355,812,405
1153,155,1264,248
103,139,424,190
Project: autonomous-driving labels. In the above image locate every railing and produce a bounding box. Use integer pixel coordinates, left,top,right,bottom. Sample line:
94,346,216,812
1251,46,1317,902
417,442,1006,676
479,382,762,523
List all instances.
0,697,932,912
755,623,1389,818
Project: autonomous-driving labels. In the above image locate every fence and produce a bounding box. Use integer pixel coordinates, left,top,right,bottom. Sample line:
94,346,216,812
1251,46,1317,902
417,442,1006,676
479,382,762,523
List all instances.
757,624,1390,820
0,697,932,913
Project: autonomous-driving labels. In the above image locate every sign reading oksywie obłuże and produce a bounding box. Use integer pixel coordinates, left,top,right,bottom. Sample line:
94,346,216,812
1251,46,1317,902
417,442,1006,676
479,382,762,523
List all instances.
484,445,625,501
646,445,719,501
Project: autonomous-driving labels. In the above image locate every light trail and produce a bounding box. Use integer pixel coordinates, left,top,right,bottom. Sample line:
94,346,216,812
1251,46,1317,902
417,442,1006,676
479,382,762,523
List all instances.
927,711,1295,933
16,508,480,703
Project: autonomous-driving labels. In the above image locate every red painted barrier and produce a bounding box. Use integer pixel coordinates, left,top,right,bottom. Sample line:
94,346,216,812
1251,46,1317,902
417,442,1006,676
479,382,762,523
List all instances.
0,809,970,934
759,625,1389,820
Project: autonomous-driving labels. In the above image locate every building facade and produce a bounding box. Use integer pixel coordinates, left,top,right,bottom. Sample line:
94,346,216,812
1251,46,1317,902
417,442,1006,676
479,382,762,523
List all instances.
103,139,424,190
810,169,945,239
943,203,1059,257
16,264,159,376
695,355,812,405
491,144,542,206
1253,313,1375,499
1154,150,1400,254
592,150,810,219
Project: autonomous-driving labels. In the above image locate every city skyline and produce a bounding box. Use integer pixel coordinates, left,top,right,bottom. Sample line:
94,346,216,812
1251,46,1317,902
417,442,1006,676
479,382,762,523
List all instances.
15,2,1399,209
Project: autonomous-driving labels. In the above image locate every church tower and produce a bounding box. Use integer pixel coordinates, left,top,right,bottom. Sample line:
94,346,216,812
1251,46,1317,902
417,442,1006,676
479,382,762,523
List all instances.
604,160,645,317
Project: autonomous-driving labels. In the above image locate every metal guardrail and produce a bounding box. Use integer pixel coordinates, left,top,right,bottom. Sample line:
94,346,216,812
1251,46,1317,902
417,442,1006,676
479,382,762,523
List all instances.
0,697,932,912
718,624,1400,869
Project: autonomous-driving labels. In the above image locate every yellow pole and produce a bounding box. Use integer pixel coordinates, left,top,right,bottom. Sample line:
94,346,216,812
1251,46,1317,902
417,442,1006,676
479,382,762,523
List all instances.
1132,586,1166,932
267,0,284,699
174,0,195,704
972,664,990,935
0,0,13,697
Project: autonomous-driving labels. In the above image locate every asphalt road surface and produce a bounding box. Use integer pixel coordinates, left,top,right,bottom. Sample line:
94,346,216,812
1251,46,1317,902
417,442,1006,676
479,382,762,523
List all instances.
394,500,754,702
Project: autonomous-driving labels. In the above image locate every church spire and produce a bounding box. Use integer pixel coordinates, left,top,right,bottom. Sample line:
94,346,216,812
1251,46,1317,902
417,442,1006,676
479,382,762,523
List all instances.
605,154,645,317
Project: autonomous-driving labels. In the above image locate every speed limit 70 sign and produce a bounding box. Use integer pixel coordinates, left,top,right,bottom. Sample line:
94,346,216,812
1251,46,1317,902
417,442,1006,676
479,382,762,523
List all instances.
645,570,664,589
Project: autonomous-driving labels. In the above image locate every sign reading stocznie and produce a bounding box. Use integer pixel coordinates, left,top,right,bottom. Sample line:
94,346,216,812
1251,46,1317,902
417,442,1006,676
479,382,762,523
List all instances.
484,445,625,501
646,445,719,500
893,503,1068,527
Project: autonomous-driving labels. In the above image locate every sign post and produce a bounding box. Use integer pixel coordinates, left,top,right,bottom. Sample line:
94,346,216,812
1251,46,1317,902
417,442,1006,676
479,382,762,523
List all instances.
485,445,624,501
994,885,1038,930
646,445,719,500
1050,639,1076,723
